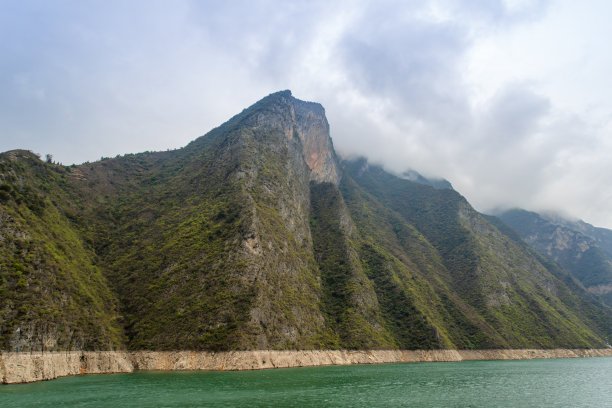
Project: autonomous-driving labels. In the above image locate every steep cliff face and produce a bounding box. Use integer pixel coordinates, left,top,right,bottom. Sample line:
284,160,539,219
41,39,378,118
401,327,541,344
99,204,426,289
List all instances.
292,98,341,184
218,91,331,348
1,91,611,352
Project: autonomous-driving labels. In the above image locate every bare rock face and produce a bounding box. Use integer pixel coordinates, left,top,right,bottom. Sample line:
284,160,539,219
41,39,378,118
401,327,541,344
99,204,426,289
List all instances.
249,90,341,184
292,98,341,185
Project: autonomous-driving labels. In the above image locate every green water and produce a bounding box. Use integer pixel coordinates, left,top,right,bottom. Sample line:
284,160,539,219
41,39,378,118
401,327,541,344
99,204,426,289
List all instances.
1,357,611,407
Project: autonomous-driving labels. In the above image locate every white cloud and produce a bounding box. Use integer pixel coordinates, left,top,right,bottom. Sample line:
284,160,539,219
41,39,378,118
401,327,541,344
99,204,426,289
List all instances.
0,0,611,228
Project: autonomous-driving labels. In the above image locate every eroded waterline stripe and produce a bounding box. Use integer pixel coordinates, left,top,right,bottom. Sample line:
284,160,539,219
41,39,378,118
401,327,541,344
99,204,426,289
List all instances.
2,349,611,384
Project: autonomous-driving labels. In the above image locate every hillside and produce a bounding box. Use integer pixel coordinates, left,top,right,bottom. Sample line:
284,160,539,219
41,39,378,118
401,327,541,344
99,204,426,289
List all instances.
1,91,610,352
0,150,124,351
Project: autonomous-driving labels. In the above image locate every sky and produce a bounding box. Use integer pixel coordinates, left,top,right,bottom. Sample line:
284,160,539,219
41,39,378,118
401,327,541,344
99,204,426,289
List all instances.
1,0,611,228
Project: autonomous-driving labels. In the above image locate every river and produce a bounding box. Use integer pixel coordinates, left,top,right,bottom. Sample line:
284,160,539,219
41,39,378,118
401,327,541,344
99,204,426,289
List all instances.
1,357,610,407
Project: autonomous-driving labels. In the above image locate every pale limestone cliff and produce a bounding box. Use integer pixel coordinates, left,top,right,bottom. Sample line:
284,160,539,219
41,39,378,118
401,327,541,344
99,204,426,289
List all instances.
292,98,340,185
2,349,611,384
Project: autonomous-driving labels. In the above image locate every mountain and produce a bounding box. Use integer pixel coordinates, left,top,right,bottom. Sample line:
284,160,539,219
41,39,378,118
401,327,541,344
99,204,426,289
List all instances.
1,91,610,352
538,213,612,258
497,209,612,306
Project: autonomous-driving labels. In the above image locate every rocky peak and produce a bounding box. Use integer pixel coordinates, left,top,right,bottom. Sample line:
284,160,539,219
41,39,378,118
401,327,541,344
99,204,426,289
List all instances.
241,91,341,185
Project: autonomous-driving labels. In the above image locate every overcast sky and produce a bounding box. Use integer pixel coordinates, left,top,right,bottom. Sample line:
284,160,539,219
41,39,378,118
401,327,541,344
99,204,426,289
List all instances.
1,0,611,228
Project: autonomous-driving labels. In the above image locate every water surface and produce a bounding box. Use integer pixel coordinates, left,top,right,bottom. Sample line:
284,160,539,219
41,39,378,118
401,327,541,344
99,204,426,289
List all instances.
1,357,610,407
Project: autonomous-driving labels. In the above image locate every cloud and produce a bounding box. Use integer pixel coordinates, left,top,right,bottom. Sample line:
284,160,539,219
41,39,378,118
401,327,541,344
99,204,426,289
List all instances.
0,0,277,162
0,0,611,228
310,0,611,228
478,85,551,144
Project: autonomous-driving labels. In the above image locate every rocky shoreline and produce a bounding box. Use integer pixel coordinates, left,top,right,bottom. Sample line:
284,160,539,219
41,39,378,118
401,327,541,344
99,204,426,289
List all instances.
2,349,611,384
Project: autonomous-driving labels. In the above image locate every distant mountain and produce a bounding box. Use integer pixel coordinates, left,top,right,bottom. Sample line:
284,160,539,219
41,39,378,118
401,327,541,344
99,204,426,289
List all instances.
539,213,612,258
1,91,610,352
497,209,612,306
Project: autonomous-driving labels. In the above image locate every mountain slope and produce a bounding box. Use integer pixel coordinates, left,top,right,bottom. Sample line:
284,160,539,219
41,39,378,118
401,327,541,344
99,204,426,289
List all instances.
343,160,612,348
1,91,610,351
74,91,340,350
0,151,124,351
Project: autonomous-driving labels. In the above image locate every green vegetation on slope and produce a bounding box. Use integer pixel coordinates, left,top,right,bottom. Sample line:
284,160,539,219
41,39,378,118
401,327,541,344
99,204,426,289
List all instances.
310,182,393,349
0,151,124,351
339,173,497,349
61,91,332,351
74,136,259,351
344,159,611,348
1,92,610,352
